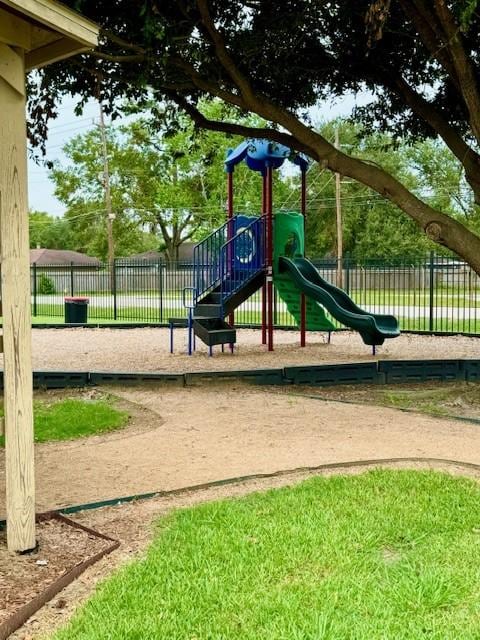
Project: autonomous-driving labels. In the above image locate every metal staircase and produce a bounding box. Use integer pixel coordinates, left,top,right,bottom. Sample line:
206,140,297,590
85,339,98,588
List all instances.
192,216,265,347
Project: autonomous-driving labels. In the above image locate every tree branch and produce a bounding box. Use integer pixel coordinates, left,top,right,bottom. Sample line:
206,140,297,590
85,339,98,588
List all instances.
100,29,148,55
179,213,193,234
167,56,246,108
183,227,197,241
166,91,311,155
155,213,171,243
196,0,256,102
433,0,480,143
89,51,146,63
398,0,461,90
378,69,480,201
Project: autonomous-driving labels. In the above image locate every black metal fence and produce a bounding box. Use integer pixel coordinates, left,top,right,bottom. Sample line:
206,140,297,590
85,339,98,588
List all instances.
29,253,480,334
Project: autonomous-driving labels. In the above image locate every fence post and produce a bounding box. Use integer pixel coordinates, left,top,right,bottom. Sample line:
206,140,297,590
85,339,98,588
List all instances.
158,260,163,323
32,262,37,317
70,261,74,297
345,252,350,295
429,250,435,332
113,259,117,321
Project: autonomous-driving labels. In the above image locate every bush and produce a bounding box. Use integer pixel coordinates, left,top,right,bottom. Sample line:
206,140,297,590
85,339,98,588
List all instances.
37,273,56,294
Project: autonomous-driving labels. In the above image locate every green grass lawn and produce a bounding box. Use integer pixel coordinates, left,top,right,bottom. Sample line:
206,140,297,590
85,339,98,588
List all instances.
27,311,480,334
352,289,480,308
31,315,143,325
25,294,480,334
0,397,128,446
54,470,480,640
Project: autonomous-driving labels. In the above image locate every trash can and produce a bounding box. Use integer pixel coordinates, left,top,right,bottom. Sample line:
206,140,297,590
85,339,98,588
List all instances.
64,297,89,323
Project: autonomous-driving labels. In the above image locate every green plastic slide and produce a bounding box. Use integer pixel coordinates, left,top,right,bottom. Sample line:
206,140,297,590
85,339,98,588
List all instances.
279,256,400,346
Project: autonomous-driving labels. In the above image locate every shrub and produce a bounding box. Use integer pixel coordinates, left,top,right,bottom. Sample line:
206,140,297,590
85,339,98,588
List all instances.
37,273,56,294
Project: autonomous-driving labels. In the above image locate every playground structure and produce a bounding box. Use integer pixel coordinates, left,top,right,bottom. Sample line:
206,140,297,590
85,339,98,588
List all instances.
183,139,400,356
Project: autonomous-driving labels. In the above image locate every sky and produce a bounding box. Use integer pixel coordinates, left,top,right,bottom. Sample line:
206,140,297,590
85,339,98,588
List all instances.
27,93,371,216
28,95,98,215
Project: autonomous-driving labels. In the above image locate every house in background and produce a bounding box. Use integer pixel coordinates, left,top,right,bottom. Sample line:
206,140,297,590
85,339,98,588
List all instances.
117,250,163,264
30,250,102,295
30,248,101,267
120,243,195,264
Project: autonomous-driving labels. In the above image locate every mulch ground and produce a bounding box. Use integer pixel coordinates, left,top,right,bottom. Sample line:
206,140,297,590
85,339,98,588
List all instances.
0,517,113,636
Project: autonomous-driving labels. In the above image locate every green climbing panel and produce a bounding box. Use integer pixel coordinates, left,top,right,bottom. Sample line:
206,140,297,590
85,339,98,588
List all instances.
275,273,335,331
273,211,334,331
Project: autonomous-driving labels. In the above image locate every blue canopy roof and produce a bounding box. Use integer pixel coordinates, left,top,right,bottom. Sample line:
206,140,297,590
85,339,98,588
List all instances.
225,139,309,174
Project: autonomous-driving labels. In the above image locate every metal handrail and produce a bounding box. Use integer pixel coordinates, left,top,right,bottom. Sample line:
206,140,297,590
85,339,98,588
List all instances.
219,216,265,302
182,286,197,310
192,216,237,302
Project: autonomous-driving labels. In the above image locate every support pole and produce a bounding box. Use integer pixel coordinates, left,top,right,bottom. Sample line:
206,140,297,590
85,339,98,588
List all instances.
261,172,267,345
335,128,343,289
98,98,116,294
0,47,35,552
300,169,307,347
266,165,274,352
227,171,234,332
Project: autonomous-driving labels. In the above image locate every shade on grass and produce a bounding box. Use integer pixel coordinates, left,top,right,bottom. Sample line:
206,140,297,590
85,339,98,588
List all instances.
54,470,480,639
0,398,128,446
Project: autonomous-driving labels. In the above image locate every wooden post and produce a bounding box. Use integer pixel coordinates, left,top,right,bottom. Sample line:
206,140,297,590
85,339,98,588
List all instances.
0,43,36,552
0,0,98,554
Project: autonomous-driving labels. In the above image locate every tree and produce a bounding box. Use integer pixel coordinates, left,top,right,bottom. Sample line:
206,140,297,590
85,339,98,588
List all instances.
304,121,463,260
121,101,295,260
28,1,480,274
50,128,160,260
51,102,294,262
30,0,480,273
29,210,74,249
405,139,480,233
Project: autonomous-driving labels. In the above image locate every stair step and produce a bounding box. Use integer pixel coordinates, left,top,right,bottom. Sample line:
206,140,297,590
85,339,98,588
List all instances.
193,318,236,346
194,303,223,318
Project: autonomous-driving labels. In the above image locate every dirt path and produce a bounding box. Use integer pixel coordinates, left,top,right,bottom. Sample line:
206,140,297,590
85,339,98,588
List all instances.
2,384,480,516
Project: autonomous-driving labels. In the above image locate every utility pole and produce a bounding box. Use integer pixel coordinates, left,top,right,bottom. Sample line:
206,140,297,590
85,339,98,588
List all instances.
335,127,343,288
98,99,115,290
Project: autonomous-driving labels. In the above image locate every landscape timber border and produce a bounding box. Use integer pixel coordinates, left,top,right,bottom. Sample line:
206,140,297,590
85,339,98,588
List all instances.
0,512,119,640
0,358,478,389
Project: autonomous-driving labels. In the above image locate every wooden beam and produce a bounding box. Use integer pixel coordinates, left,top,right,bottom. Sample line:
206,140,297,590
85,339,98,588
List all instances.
0,42,25,95
0,7,31,49
0,46,36,552
0,0,98,48
25,35,89,70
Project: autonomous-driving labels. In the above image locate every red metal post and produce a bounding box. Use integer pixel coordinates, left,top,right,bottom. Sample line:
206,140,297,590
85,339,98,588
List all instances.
267,165,274,351
227,171,234,331
261,172,267,344
300,169,307,347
